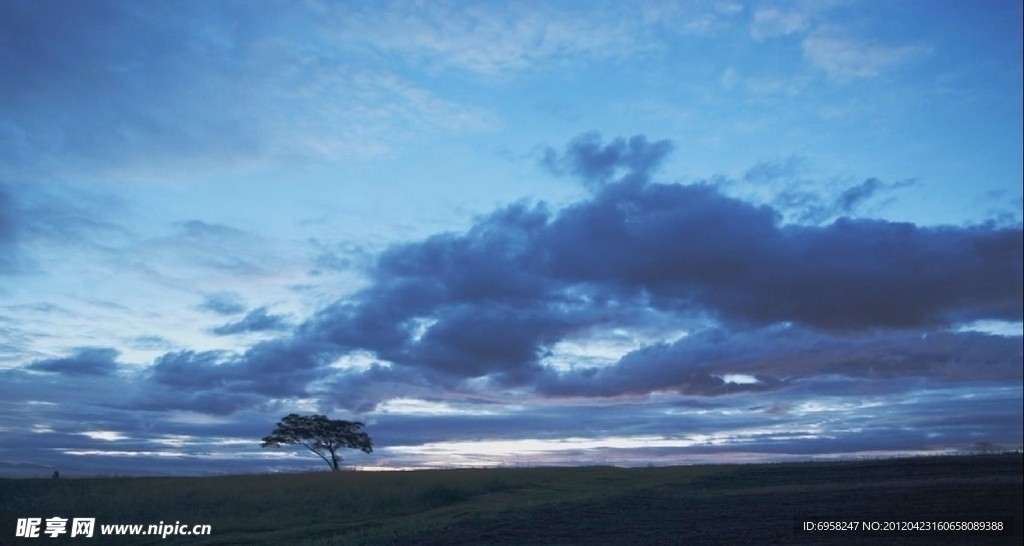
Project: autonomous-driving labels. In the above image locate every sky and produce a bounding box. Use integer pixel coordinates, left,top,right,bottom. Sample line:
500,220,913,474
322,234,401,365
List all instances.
0,0,1021,476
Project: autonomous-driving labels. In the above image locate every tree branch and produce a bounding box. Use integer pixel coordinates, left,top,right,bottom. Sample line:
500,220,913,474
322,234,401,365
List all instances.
299,440,335,470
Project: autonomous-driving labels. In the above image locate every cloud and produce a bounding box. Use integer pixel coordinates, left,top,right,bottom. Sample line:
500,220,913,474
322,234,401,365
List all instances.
6,134,1021,420
0,179,133,282
25,347,122,376
210,307,290,336
834,177,914,214
176,220,259,246
198,292,247,316
539,327,1023,398
802,28,930,81
0,0,264,174
541,132,674,188
543,178,1019,330
738,158,917,224
325,2,647,76
7,132,1015,473
147,337,329,401
292,133,1022,404
750,7,809,40
129,335,173,351
743,155,806,185
318,364,443,414
134,339,324,415
0,1,498,180
316,1,749,78
148,220,270,276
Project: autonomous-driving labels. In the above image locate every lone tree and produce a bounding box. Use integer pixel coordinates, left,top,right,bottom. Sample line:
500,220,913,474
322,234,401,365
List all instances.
261,413,373,471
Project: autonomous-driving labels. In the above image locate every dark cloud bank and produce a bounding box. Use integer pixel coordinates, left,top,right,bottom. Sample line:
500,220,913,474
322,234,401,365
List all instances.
210,307,290,336
8,134,1022,471
25,347,121,377
125,134,1022,415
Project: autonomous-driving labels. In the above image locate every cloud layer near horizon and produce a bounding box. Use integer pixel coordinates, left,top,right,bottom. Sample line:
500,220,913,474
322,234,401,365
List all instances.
18,134,1019,409
3,133,1021,473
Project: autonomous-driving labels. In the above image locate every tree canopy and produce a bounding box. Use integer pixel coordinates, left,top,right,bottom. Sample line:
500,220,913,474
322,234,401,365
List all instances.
261,413,373,471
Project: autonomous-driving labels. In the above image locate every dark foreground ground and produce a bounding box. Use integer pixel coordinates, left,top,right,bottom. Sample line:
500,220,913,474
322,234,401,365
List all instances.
1,453,1020,545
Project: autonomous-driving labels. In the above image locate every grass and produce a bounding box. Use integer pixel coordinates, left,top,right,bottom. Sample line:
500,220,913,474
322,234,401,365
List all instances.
1,453,1020,545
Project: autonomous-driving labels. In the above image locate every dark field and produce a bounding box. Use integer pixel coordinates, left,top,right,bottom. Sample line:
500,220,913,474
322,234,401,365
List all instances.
2,453,1020,545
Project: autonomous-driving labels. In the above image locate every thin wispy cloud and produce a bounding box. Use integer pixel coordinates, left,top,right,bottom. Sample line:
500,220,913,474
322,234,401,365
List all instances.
325,2,648,75
802,28,931,81
0,1,498,180
750,7,810,39
198,293,247,316
211,307,290,336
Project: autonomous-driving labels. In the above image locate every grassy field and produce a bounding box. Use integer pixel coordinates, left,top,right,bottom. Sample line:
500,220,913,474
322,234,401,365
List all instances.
2,453,1020,545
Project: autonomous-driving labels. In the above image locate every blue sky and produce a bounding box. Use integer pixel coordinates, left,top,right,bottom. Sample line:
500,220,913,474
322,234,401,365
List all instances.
1,0,1021,475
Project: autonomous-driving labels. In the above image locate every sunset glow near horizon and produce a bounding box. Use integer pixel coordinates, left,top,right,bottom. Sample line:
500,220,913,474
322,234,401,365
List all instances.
1,0,1022,476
